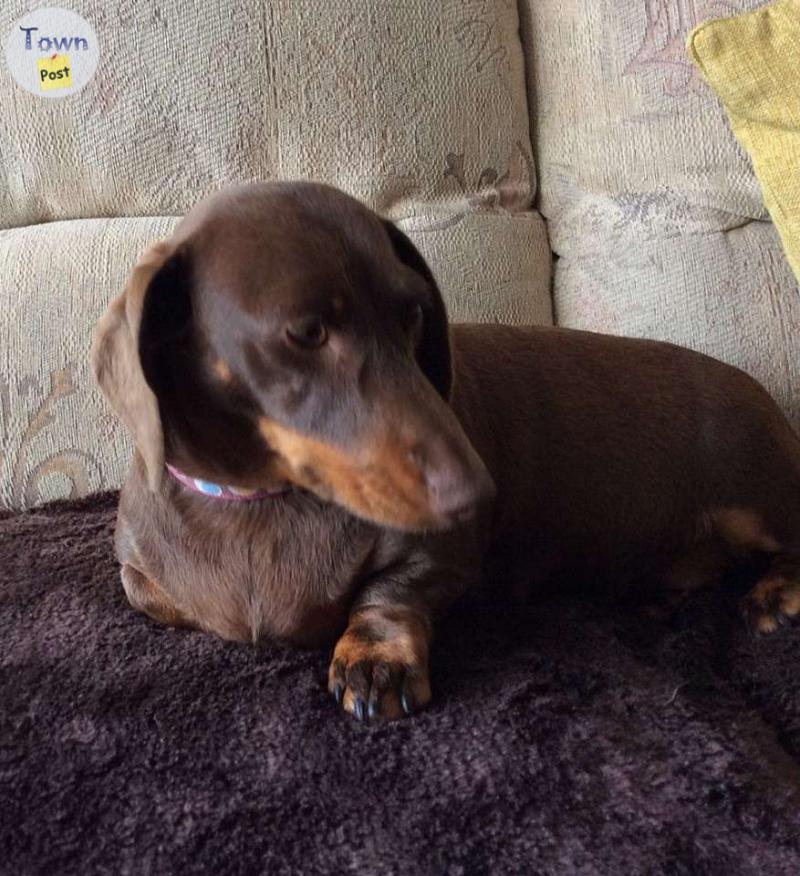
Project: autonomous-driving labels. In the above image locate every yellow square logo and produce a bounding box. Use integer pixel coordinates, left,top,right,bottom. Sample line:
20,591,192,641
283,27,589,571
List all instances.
37,54,72,91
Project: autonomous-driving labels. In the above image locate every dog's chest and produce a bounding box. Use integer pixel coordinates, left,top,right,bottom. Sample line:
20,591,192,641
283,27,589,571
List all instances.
247,511,374,645
149,496,377,646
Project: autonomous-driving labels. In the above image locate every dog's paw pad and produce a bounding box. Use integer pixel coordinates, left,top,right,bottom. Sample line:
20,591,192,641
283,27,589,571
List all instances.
741,576,800,636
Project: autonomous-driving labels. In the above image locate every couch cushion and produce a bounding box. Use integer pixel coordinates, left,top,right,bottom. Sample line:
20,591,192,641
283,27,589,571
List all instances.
0,218,174,509
521,0,800,429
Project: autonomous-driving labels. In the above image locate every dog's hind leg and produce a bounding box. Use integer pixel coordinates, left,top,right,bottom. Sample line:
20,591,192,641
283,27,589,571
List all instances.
712,506,800,635
740,553,800,635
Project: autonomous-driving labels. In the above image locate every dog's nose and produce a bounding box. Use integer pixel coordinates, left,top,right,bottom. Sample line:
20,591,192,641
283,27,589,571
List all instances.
415,446,496,527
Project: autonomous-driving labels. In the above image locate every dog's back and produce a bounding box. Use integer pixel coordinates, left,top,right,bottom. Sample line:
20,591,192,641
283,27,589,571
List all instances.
450,323,800,592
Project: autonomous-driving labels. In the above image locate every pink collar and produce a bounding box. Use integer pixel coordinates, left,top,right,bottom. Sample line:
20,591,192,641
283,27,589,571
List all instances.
166,464,290,502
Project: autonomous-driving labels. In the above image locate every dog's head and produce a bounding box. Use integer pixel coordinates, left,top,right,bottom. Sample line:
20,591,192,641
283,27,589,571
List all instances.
92,182,495,531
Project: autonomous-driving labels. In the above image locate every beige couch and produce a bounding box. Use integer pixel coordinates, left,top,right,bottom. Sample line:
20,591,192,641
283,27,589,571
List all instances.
1,0,796,510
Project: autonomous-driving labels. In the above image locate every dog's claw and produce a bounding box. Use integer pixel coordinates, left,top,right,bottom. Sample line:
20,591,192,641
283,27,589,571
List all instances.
401,691,413,715
354,697,366,722
368,698,380,720
333,682,343,705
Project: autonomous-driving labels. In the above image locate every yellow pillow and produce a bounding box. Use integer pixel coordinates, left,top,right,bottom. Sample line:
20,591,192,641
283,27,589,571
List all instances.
688,0,800,283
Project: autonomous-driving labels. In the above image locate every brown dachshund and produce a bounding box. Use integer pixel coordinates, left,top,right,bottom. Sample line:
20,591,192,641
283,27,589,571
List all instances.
93,181,800,722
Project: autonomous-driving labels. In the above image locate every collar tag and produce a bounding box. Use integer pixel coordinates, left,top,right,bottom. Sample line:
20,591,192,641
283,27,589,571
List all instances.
166,464,289,502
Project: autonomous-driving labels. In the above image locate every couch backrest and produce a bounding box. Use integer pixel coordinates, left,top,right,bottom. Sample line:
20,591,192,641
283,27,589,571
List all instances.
2,0,536,227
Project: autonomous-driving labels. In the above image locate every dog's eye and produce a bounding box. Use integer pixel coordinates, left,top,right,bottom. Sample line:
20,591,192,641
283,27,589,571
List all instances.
285,317,328,349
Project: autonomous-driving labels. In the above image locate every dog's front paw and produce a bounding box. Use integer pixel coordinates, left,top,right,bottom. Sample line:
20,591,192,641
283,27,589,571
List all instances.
328,607,431,722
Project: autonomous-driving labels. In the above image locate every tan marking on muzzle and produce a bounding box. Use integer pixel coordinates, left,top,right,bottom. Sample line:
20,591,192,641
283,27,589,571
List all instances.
257,416,439,529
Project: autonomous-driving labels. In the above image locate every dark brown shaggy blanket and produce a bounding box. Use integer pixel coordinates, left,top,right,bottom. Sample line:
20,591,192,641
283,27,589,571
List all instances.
3,494,800,875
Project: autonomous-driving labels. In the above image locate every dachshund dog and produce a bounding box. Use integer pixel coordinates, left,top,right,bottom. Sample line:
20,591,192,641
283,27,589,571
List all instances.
93,181,800,722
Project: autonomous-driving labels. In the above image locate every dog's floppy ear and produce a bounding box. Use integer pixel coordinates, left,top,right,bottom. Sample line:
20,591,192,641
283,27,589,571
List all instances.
91,240,173,492
382,220,452,399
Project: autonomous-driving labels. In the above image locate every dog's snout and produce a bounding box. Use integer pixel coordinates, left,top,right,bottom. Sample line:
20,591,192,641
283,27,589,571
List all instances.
410,443,495,527
427,469,483,524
